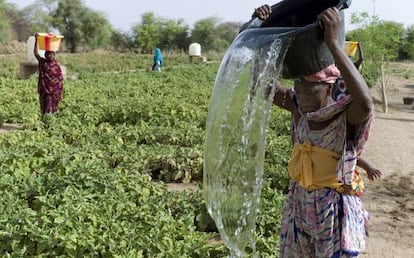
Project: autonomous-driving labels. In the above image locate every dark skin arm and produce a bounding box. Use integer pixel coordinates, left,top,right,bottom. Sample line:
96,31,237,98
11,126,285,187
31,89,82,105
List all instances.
319,8,373,194
250,4,295,112
257,6,372,120
33,33,42,61
272,84,295,112
357,157,382,181
318,8,373,125
251,5,296,112
252,4,272,20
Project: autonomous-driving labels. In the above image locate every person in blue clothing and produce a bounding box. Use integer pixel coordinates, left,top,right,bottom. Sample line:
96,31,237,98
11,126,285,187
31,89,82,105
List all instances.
152,48,163,72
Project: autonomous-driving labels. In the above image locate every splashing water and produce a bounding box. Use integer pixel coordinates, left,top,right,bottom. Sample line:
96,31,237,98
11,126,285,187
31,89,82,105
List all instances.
203,28,294,257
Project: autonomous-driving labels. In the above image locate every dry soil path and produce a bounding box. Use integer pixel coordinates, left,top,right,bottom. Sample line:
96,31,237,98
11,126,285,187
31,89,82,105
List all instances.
359,63,414,258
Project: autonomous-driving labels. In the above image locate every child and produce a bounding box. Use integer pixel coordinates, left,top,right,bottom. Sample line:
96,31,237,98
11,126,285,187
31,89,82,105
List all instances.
348,156,382,197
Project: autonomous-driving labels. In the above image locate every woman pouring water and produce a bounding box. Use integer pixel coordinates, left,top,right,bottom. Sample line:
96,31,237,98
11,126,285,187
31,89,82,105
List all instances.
252,5,373,257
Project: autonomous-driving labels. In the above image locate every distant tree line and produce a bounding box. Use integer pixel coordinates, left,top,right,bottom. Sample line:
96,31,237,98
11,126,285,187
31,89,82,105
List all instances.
0,0,242,53
1,0,414,65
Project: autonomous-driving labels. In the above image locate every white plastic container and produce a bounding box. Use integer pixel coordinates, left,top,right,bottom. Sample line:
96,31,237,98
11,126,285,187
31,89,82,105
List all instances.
27,36,44,63
189,43,201,56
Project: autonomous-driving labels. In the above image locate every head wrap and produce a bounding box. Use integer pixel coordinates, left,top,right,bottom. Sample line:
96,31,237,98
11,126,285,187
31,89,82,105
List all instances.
303,64,341,84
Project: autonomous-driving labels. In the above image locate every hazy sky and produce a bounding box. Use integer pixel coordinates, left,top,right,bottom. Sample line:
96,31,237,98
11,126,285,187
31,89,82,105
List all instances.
8,0,414,31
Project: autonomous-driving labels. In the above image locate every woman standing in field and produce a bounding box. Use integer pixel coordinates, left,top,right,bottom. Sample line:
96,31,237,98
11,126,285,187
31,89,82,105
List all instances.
34,33,64,118
152,48,163,72
251,5,374,257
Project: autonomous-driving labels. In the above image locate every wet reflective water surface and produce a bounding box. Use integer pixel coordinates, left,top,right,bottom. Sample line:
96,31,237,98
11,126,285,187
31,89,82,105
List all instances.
203,29,292,257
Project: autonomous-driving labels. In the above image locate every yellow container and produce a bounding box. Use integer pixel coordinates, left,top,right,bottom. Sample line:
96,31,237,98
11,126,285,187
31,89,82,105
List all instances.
37,33,64,51
344,41,358,57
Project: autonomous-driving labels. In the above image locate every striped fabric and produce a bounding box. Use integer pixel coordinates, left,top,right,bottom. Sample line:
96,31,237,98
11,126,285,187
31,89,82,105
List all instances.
279,91,372,257
279,182,369,257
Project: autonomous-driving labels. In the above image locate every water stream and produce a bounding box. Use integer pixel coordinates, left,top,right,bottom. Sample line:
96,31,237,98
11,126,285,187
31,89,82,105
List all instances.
203,28,294,257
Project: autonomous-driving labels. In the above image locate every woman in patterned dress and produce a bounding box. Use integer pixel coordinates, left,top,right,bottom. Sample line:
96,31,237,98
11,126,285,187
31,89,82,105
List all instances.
252,5,374,257
34,33,64,118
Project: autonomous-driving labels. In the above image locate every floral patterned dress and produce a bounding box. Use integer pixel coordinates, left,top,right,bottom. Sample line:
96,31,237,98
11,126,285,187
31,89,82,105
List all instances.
279,91,372,258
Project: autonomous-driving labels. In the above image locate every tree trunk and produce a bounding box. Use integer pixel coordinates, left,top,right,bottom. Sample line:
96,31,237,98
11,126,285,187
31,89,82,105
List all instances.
380,61,388,113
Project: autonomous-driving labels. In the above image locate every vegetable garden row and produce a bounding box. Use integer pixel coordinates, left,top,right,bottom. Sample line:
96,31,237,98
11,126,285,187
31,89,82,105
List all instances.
0,52,292,257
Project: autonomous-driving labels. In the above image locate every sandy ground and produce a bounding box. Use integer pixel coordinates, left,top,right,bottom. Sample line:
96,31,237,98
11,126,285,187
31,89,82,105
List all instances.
0,123,24,133
360,64,414,258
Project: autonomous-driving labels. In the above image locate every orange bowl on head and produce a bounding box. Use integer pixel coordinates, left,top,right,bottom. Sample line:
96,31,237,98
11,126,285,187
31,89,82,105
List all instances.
37,33,64,51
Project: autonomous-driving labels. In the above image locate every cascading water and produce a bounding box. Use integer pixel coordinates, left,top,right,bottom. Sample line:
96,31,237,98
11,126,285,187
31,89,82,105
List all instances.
203,1,351,256
203,27,293,257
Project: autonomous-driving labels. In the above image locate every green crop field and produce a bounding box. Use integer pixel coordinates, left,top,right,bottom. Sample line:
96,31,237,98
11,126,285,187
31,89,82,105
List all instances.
0,51,292,257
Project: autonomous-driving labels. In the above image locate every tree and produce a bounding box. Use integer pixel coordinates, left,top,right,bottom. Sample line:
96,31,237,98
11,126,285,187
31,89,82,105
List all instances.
400,25,414,60
52,0,112,52
158,18,189,51
109,29,135,52
8,1,54,42
348,13,404,63
190,17,220,52
347,12,405,113
21,0,59,40
132,13,190,53
0,0,12,43
190,18,239,52
79,8,112,50
215,22,241,50
52,0,83,52
2,0,62,42
132,12,159,53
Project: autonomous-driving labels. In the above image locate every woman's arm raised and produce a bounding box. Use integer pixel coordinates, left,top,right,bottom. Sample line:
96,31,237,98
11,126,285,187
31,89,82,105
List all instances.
318,8,373,125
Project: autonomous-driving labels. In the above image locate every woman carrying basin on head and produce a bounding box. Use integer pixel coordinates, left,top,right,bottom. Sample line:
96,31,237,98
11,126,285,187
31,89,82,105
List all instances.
34,33,64,119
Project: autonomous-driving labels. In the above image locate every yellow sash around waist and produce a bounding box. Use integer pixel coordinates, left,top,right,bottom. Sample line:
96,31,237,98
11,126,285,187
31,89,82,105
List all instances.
288,141,343,191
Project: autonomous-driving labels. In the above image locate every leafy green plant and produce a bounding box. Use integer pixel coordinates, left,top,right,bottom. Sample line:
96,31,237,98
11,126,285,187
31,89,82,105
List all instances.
0,52,289,256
